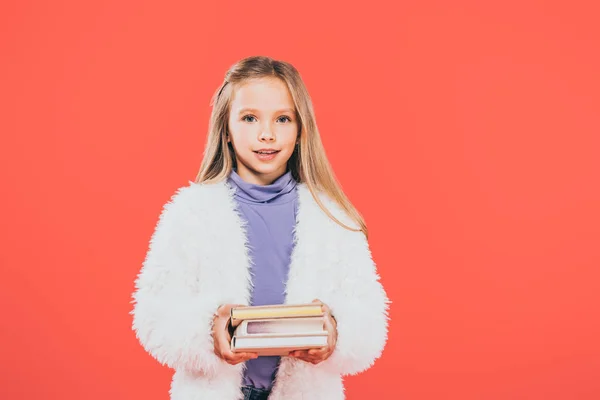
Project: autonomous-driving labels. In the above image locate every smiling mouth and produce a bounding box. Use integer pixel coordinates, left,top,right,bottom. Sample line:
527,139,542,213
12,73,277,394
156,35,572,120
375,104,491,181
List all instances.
254,150,280,154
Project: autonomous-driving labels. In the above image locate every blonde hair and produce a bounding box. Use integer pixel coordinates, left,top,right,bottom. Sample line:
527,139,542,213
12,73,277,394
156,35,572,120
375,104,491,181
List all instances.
195,56,367,237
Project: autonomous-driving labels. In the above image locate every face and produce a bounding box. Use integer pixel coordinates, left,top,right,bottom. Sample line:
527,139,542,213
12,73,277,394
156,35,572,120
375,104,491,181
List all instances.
227,77,299,185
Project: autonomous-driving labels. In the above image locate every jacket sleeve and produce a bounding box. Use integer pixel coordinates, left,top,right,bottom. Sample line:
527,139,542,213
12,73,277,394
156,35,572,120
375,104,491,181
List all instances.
130,185,230,376
318,230,390,376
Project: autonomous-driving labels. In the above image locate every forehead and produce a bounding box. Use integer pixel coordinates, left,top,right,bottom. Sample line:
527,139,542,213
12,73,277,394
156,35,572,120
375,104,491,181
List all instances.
230,77,295,112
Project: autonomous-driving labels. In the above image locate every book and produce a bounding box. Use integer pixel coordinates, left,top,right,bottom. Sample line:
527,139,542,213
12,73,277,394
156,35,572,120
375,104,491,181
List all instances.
230,303,324,327
238,316,325,336
231,334,328,356
230,316,329,356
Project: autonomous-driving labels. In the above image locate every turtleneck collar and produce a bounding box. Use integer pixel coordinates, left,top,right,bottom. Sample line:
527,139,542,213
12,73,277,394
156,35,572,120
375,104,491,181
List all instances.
227,169,297,204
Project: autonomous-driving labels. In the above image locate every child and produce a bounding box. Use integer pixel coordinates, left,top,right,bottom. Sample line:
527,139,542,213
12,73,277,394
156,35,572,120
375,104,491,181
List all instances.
131,56,389,400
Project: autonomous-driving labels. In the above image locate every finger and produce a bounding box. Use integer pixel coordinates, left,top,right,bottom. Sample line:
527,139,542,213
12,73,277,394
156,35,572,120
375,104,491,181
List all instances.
290,350,312,360
323,314,335,335
228,356,253,365
295,354,318,363
312,299,325,313
312,346,333,362
297,349,326,363
234,354,258,364
222,352,238,364
244,352,259,360
313,351,329,363
325,313,335,326
299,352,323,364
232,352,258,359
223,350,255,363
308,347,328,357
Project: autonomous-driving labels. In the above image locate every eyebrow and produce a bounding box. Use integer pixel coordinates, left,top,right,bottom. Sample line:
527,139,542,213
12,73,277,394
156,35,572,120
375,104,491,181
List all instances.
236,107,296,115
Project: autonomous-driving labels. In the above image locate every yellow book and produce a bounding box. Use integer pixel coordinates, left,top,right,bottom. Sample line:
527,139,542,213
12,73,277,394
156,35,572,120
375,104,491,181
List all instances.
230,303,324,327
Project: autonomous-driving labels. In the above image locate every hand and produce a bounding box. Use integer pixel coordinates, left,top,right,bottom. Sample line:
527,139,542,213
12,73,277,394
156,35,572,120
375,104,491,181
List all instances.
212,304,258,365
289,299,337,364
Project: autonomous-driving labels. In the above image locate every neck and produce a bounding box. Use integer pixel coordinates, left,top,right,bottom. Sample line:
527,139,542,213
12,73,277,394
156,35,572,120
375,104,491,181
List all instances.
228,168,297,204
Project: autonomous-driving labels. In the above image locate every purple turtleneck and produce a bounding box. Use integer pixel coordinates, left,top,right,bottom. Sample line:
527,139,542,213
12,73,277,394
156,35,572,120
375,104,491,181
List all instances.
227,169,298,390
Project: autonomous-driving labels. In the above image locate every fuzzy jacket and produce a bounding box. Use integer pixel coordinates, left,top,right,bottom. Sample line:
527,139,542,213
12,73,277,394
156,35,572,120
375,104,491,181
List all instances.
131,179,390,400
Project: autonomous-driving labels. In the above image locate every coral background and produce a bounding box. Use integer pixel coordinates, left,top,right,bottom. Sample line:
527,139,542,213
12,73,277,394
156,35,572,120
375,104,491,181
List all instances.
1,1,599,399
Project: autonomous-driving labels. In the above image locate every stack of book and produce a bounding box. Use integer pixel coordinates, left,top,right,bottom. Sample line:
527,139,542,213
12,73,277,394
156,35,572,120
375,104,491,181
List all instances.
229,303,328,356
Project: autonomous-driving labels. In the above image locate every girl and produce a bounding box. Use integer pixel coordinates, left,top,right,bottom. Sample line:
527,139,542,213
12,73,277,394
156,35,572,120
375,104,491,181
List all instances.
131,56,389,400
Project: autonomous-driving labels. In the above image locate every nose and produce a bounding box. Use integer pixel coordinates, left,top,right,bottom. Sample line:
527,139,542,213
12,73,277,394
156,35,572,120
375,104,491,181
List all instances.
259,124,275,142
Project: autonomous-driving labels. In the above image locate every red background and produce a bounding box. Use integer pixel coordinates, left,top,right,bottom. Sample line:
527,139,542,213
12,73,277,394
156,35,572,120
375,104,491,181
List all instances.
1,1,599,399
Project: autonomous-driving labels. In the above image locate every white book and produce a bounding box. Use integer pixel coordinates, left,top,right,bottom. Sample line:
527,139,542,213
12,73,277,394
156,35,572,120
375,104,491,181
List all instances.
230,316,329,356
238,317,325,336
231,334,328,355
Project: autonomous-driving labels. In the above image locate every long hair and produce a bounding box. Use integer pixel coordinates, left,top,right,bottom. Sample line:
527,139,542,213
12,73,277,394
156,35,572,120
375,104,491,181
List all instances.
195,56,368,237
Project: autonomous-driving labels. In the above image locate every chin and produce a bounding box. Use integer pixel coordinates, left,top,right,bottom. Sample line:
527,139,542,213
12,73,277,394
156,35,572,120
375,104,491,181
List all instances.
253,164,287,176
239,161,285,176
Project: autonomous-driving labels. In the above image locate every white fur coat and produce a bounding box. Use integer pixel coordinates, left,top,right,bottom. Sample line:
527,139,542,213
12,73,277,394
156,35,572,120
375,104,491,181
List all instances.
131,179,390,399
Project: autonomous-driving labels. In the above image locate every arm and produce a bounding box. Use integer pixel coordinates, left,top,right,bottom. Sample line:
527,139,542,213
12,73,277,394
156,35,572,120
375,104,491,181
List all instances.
130,186,230,376
318,232,390,376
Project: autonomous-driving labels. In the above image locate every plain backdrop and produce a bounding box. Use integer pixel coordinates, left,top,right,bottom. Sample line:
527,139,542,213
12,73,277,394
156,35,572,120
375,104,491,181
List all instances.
1,1,599,399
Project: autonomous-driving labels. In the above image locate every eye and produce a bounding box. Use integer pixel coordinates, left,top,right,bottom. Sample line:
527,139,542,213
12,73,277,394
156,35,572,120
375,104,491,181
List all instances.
242,115,257,122
277,116,292,123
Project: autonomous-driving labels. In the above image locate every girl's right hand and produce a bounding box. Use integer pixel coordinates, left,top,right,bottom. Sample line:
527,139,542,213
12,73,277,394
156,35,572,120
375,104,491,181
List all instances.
212,304,258,365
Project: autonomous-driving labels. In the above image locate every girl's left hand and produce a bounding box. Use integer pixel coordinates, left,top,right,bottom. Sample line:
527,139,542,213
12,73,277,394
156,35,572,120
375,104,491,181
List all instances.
289,299,337,364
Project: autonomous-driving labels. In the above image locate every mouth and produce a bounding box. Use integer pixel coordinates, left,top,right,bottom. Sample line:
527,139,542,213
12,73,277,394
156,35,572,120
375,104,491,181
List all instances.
253,150,280,154
253,149,280,161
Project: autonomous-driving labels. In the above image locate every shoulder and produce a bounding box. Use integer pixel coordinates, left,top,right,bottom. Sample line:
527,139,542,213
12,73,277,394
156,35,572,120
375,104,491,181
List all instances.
156,180,232,224
296,183,364,241
169,179,229,204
